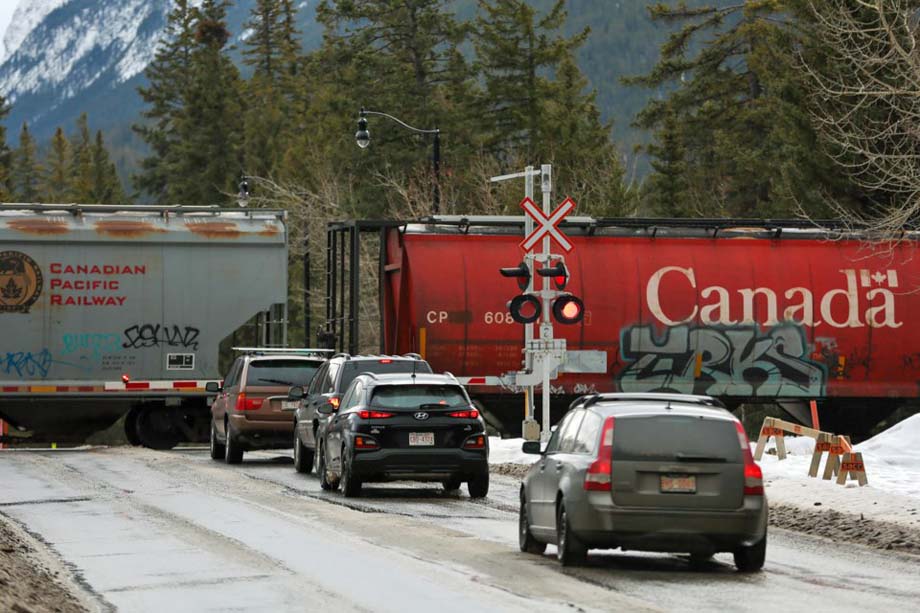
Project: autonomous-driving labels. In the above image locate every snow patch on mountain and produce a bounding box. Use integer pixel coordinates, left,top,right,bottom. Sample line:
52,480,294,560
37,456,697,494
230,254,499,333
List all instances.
0,0,169,108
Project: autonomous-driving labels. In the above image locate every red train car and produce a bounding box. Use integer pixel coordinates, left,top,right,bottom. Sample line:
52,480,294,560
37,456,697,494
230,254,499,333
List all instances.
329,218,920,435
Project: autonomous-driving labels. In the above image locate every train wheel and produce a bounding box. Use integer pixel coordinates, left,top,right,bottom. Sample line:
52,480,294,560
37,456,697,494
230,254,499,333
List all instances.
135,406,181,450
124,407,141,446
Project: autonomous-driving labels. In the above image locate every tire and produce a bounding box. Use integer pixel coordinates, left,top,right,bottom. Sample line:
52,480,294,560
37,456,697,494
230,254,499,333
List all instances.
442,477,462,491
293,425,314,474
734,534,767,572
340,446,362,498
209,420,225,460
135,406,181,450
467,472,489,499
519,492,547,554
556,502,587,566
224,421,243,465
318,442,338,491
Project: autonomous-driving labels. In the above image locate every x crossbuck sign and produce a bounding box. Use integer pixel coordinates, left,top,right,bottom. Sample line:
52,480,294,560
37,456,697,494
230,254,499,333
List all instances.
520,196,576,253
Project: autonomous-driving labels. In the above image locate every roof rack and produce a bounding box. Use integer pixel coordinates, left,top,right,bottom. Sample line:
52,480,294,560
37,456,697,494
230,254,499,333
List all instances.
403,353,423,360
232,347,334,356
331,353,351,360
580,393,725,409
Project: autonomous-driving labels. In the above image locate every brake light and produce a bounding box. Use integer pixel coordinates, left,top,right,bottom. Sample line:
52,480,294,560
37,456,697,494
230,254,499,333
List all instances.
448,409,479,419
235,393,262,411
735,421,764,496
358,410,395,419
379,359,393,364
355,435,379,450
585,416,615,491
463,434,486,449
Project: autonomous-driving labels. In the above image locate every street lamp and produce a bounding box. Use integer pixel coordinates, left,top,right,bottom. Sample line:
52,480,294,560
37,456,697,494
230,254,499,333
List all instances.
355,107,441,214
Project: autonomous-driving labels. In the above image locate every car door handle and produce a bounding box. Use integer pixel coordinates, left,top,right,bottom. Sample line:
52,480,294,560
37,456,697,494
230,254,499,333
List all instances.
555,464,563,472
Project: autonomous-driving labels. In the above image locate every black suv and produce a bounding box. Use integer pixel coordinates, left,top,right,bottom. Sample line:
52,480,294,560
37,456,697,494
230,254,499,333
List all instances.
313,372,489,498
288,353,432,474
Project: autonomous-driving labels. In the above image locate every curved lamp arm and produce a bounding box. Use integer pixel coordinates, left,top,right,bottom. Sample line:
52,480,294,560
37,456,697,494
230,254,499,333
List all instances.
360,108,439,135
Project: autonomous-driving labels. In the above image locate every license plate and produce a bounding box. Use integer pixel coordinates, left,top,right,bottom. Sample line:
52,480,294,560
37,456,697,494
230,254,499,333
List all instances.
660,474,696,493
409,432,434,446
282,401,300,411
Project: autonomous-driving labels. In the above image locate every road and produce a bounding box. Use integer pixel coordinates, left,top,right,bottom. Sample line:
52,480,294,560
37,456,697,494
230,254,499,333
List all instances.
2,447,919,612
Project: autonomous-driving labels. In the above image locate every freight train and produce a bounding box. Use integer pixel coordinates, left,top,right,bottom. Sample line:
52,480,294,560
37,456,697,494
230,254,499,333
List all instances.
0,204,289,448
326,217,920,437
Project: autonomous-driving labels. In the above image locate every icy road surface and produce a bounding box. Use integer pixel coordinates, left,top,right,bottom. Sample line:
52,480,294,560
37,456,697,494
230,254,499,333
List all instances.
2,447,920,613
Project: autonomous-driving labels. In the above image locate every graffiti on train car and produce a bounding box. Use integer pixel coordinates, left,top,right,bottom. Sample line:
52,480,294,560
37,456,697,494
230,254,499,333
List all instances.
618,324,827,397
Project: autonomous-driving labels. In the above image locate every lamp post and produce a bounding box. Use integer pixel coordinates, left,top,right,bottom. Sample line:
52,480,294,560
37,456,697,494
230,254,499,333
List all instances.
355,107,441,214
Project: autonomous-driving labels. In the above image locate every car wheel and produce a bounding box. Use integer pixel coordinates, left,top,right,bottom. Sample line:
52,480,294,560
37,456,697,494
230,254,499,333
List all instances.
293,424,314,474
340,446,362,498
318,442,338,491
209,420,225,460
734,534,767,572
556,502,587,566
519,492,546,554
467,472,489,499
224,421,243,465
442,477,462,491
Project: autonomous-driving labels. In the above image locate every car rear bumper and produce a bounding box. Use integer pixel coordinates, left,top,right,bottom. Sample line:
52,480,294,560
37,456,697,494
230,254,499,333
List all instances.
570,493,768,554
351,447,488,482
228,414,292,450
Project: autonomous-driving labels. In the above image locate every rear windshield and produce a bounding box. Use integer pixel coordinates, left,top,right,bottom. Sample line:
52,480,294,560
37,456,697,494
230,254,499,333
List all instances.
370,384,468,409
340,360,432,391
246,359,322,387
612,415,742,463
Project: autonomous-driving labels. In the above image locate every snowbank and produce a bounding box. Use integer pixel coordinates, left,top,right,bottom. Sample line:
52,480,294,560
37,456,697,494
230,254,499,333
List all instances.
489,437,539,465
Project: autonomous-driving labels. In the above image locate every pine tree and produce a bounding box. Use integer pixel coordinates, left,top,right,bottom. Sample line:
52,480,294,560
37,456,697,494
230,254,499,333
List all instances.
91,130,127,203
0,95,11,201
169,0,243,204
12,123,42,202
43,128,72,202
134,0,200,201
474,0,588,159
70,113,94,202
629,2,845,218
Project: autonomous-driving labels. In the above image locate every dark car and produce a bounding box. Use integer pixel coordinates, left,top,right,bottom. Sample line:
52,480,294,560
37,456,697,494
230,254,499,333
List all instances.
287,353,433,474
518,393,767,570
311,372,489,498
209,350,326,464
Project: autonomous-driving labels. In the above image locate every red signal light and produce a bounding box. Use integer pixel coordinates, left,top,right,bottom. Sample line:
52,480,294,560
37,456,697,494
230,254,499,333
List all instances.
552,295,584,324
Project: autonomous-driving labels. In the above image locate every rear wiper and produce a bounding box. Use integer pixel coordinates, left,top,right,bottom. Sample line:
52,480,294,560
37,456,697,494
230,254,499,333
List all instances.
674,453,727,463
257,378,294,386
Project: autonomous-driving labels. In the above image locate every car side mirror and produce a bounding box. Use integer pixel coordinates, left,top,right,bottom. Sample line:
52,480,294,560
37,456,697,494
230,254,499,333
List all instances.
205,381,221,393
316,403,334,415
287,385,305,401
522,441,542,455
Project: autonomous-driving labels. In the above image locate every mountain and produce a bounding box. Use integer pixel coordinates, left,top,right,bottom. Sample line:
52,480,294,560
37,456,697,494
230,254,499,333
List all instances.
0,0,692,183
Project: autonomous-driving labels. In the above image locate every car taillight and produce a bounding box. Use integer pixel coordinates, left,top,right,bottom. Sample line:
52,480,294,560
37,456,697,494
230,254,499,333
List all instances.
585,416,615,491
735,421,764,496
358,410,394,419
463,434,486,449
235,393,262,411
355,435,378,450
448,408,479,419
379,359,393,364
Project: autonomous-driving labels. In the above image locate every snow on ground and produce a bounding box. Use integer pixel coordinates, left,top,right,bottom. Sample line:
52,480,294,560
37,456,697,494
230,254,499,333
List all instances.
489,414,920,530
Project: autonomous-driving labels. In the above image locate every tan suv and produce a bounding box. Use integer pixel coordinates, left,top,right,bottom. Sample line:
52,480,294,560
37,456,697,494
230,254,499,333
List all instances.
209,349,327,464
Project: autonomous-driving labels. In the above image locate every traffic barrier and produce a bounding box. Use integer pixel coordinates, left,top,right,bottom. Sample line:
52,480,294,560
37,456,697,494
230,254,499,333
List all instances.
753,416,868,487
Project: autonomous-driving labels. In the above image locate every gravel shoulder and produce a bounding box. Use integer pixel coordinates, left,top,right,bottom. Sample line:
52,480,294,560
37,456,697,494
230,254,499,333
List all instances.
0,512,97,613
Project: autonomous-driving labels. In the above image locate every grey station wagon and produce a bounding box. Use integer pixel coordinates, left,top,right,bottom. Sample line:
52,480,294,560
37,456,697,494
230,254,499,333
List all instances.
519,393,768,570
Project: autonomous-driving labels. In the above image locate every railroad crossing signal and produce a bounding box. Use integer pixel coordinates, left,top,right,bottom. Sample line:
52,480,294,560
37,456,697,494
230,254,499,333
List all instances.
500,259,584,326
520,196,576,253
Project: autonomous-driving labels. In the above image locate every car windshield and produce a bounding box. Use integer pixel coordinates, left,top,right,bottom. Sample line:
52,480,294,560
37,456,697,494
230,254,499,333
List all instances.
370,385,468,409
247,359,322,387
339,360,432,391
